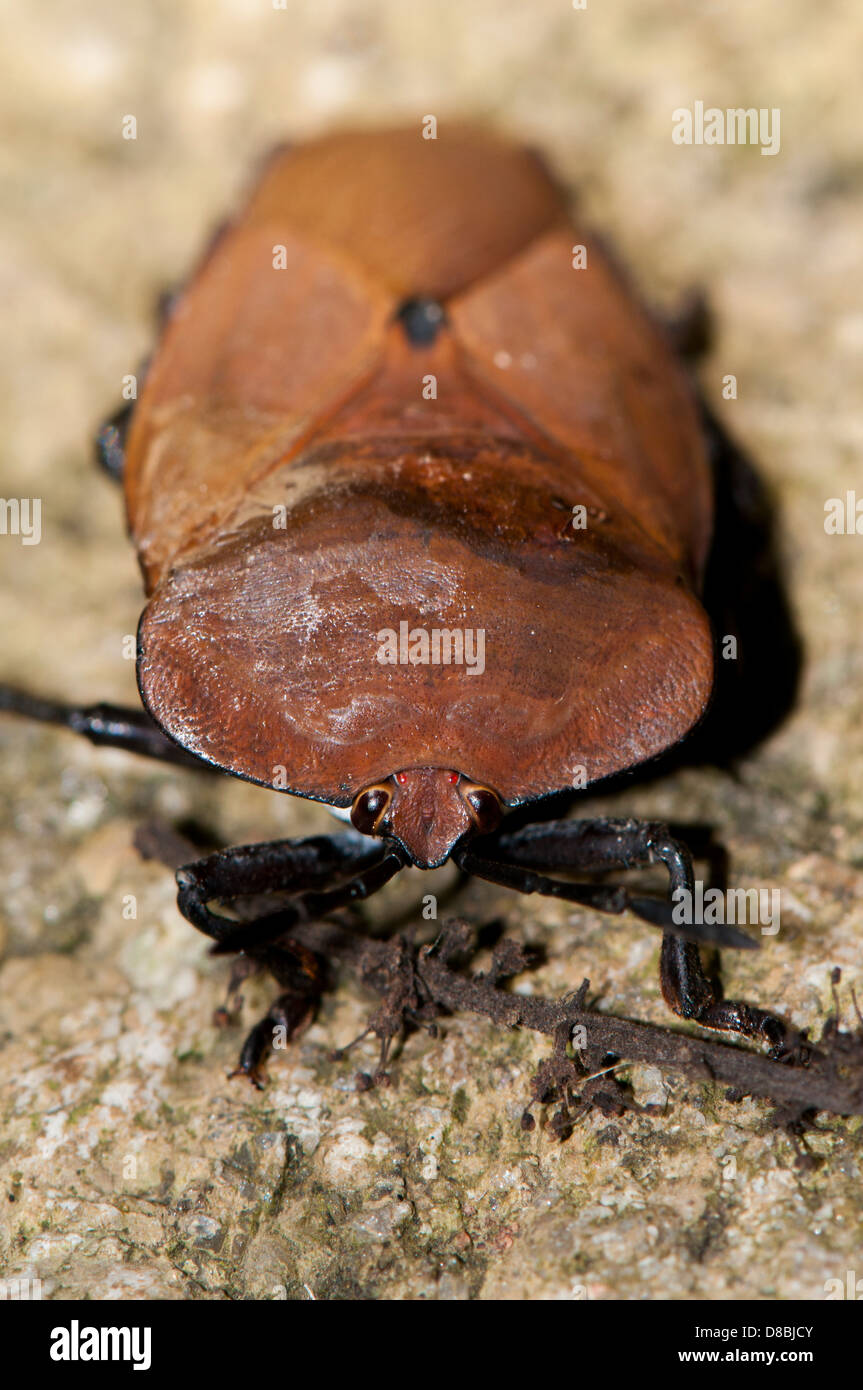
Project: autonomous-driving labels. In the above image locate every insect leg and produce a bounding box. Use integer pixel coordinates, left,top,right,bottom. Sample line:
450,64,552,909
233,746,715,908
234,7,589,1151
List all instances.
176,840,405,953
94,271,188,483
456,818,755,951
660,289,712,359
175,834,405,1084
176,833,389,935
658,933,790,1056
95,275,183,484
94,399,134,482
0,685,207,769
228,945,322,1089
460,817,794,1055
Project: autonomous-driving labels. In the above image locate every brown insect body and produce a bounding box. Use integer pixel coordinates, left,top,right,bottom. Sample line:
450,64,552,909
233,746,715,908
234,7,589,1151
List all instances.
2,126,799,1080
127,127,713,869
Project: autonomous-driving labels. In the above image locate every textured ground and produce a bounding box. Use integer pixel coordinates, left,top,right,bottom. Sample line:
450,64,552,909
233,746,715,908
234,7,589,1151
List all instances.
1,0,862,1300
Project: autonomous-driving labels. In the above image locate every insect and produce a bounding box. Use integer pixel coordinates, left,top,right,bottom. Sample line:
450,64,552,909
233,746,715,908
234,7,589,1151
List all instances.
1,126,790,1085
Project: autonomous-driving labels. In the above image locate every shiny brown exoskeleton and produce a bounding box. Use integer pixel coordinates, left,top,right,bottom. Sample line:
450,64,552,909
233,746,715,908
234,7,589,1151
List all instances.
1,127,791,1084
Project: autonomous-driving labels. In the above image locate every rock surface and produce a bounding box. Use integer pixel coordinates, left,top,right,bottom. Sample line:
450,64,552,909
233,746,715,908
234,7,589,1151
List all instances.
1,0,861,1300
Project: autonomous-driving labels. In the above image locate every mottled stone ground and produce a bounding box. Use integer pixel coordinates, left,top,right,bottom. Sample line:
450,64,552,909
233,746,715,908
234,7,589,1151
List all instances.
1,0,861,1300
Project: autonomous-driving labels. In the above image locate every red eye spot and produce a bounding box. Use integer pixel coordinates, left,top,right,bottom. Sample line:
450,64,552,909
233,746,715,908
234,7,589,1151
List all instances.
396,772,407,784
448,772,459,784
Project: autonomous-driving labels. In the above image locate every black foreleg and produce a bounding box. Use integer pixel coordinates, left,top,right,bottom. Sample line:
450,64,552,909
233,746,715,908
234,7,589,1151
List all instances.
457,818,754,950
176,836,405,954
175,833,407,1084
457,817,794,1054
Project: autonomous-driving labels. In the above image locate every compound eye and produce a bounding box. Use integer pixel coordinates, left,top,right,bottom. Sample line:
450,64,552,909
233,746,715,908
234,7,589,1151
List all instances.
460,782,503,835
350,784,392,835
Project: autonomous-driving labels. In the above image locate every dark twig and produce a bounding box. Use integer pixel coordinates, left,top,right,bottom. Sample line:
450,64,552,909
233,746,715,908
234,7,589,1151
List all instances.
284,917,863,1125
